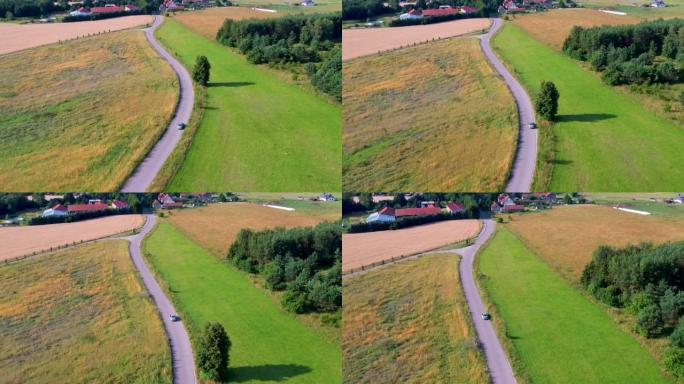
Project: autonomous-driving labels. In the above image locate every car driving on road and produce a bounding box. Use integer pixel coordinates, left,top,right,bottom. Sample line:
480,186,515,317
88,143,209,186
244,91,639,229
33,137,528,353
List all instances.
177,123,186,130
481,312,491,320
170,314,181,322
528,122,537,129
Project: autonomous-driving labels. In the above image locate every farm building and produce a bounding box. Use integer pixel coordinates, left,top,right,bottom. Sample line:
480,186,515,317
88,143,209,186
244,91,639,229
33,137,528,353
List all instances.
42,204,69,217
67,203,110,213
502,204,525,213
399,9,423,19
446,202,466,214
366,206,443,222
111,200,130,209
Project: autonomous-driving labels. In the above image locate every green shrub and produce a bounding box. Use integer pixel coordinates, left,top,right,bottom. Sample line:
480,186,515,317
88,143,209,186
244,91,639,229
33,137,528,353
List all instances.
196,322,231,381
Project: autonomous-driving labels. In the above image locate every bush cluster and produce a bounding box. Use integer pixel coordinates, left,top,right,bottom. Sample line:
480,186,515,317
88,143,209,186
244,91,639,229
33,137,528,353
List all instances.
216,13,341,99
581,241,684,376
563,19,684,86
29,208,133,225
227,222,342,316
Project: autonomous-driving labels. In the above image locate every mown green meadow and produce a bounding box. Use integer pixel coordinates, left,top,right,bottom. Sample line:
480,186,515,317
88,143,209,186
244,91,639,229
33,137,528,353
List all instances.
143,221,341,383
493,23,684,191
477,227,670,383
154,19,341,191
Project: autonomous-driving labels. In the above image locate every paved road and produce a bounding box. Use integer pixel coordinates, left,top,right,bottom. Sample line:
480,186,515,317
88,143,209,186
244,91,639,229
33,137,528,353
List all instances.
479,18,537,192
124,215,197,384
121,16,194,192
455,217,517,384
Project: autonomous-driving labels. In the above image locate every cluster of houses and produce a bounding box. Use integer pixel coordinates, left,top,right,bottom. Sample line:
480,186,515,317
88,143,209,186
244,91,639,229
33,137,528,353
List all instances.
366,201,466,223
69,3,140,17
42,199,130,217
152,192,214,209
400,4,478,20
498,0,552,13
159,0,210,12
491,192,558,213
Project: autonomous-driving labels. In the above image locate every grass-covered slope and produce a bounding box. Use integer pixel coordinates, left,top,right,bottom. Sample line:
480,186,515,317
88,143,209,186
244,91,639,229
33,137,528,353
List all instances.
343,37,517,191
154,19,341,191
0,30,177,191
493,23,684,191
0,241,171,383
143,221,341,383
343,253,488,383
477,227,670,383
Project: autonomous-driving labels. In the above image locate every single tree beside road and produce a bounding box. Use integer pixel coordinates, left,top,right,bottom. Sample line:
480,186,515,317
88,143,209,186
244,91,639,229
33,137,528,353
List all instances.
535,80,560,121
192,55,211,86
197,322,231,381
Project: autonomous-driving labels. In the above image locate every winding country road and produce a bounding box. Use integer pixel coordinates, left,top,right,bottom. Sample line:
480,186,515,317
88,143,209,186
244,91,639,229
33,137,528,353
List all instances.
121,16,194,192
479,18,537,193
124,214,197,384
455,217,516,384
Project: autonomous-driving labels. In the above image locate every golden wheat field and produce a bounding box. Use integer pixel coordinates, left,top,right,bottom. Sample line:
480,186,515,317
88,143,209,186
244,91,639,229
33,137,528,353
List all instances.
0,30,177,191
0,215,144,261
342,220,481,272
506,205,684,281
166,202,338,257
343,253,488,383
174,7,278,39
343,37,518,191
0,241,170,383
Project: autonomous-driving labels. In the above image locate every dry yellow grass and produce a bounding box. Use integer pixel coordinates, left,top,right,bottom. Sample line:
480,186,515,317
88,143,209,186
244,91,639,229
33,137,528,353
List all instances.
343,37,518,191
511,8,640,50
343,253,488,383
0,215,144,261
166,202,338,257
506,205,684,281
174,7,278,39
0,240,171,383
342,220,481,272
0,15,153,55
342,18,491,61
0,30,177,191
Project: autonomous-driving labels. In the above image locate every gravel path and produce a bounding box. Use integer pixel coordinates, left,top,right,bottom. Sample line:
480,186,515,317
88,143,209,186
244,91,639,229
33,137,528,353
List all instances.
121,15,194,192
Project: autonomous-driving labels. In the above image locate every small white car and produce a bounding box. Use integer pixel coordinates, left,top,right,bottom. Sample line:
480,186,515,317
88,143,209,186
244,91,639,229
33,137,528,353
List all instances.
481,312,491,320
528,122,537,129
177,123,186,130
170,314,181,322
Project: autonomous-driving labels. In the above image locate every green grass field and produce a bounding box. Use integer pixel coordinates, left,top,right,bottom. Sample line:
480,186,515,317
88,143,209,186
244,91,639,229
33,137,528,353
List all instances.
143,221,341,383
0,241,170,383
477,227,671,383
493,23,684,191
343,253,487,383
154,19,341,191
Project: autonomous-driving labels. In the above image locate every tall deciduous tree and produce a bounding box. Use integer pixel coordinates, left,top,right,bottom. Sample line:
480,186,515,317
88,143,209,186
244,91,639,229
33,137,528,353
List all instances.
535,80,560,121
192,55,211,86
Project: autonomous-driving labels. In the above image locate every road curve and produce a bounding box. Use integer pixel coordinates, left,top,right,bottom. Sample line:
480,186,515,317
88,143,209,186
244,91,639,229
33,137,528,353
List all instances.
121,16,194,192
124,214,197,384
479,18,537,192
455,217,517,384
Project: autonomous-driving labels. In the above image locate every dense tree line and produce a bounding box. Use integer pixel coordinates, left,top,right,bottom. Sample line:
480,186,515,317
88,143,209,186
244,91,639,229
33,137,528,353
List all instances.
581,242,684,376
29,207,134,225
347,211,475,233
342,192,495,215
216,13,341,99
0,194,39,217
388,11,481,27
63,9,141,22
563,19,684,86
0,0,60,18
227,222,342,319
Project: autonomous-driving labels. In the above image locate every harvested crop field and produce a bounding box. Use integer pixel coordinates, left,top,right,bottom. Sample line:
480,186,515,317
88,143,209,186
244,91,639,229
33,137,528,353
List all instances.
342,18,490,61
0,215,143,261
506,205,684,281
343,37,517,191
167,202,338,257
0,16,153,55
342,220,481,272
0,241,171,383
511,9,639,50
174,7,278,39
343,253,487,383
0,30,177,191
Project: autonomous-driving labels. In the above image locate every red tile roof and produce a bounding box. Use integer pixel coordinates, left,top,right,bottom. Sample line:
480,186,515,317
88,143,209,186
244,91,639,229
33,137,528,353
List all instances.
422,7,458,16
67,203,109,212
112,200,129,209
378,206,395,216
52,204,68,211
447,202,466,211
461,5,478,12
502,204,525,212
395,206,442,217
91,5,124,12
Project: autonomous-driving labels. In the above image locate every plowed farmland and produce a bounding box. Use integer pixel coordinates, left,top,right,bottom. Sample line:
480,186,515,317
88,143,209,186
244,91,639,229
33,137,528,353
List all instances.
0,215,144,261
342,220,481,272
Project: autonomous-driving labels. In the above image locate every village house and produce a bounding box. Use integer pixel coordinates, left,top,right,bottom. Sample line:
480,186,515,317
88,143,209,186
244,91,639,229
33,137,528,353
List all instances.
42,204,69,217
399,8,423,19
111,200,130,210
366,206,443,223
446,202,466,214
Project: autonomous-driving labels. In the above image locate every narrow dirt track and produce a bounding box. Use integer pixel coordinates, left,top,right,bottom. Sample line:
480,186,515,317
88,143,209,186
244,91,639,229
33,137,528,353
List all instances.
479,18,536,192
124,214,197,384
121,15,194,192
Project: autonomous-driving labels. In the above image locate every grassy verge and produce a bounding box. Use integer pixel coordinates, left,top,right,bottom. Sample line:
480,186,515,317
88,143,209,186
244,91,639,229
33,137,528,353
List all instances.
142,221,341,383
0,30,177,191
492,22,684,191
476,226,670,383
343,37,517,191
343,253,488,383
154,19,341,191
0,241,171,383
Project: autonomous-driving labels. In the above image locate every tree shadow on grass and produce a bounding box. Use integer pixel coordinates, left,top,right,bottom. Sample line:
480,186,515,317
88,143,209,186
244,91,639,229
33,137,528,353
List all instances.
208,81,255,88
550,159,573,165
555,113,617,123
229,364,312,382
